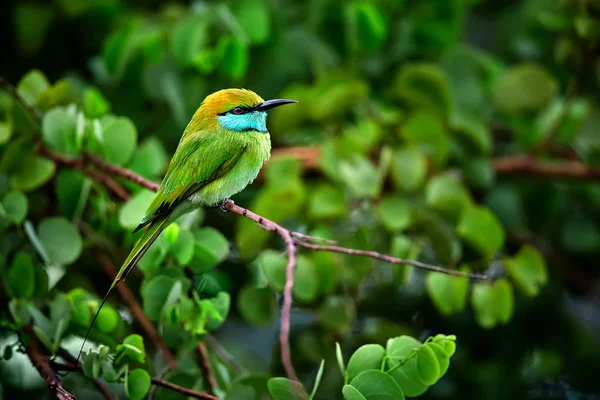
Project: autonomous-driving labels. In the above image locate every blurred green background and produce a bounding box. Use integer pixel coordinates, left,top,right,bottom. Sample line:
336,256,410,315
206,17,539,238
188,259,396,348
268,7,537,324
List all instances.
1,0,600,399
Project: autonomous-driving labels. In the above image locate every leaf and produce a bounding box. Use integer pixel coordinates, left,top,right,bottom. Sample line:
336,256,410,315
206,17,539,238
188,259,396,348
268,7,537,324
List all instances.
11,155,55,192
168,229,195,266
235,0,271,44
83,88,111,118
389,360,429,398
309,184,348,219
395,63,451,117
348,1,387,50
504,246,547,297
2,190,28,224
311,359,326,399
375,195,413,232
17,69,50,105
425,174,472,219
493,278,514,324
471,283,496,329
343,385,367,400
347,344,386,382
116,334,146,364
0,121,12,145
96,304,120,334
386,336,421,363
293,256,319,303
237,285,277,326
191,227,230,273
126,369,151,400
493,64,558,114
336,342,346,377
119,190,155,230
56,170,87,219
219,36,249,79
204,291,231,330
348,370,405,400
258,250,287,291
98,115,138,165
6,253,36,298
425,271,468,316
415,344,440,385
400,111,450,166
42,107,79,154
268,377,309,400
128,137,168,178
170,15,210,67
38,217,83,265
318,296,355,333
457,206,505,256
142,275,176,321
390,146,428,192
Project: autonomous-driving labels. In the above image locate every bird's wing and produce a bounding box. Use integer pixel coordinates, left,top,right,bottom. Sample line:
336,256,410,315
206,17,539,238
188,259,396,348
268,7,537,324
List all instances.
135,131,246,231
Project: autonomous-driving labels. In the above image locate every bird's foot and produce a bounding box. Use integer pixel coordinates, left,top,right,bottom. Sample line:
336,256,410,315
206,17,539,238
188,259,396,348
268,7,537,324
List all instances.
219,199,233,212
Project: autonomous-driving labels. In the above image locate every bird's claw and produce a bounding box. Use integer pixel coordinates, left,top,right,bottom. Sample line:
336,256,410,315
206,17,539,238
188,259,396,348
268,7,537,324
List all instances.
219,199,233,212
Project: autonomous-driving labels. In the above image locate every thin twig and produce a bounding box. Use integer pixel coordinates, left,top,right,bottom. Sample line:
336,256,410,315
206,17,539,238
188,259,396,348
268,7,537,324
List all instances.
95,250,177,367
493,156,600,180
22,326,77,400
0,75,41,123
87,154,160,191
291,231,337,245
197,343,218,395
56,348,115,400
204,335,244,375
52,363,217,400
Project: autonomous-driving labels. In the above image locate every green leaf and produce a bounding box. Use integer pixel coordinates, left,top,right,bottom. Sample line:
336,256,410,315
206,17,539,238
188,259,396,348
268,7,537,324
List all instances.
425,271,468,316
259,250,286,291
348,1,387,50
237,285,277,326
116,334,146,364
318,296,355,333
219,36,249,79
386,336,421,363
427,342,450,378
0,121,13,145
142,275,176,321
83,88,111,118
293,256,319,303
375,195,413,232
504,246,547,297
425,174,472,219
96,304,120,333
451,113,492,154
168,228,195,266
343,385,367,400
308,184,348,219
389,360,429,397
493,64,558,114
342,119,382,154
126,369,151,400
11,155,55,192
38,217,83,265
119,190,155,230
191,227,230,272
235,0,271,44
395,63,451,117
493,278,514,324
42,107,79,154
268,377,309,400
347,344,386,382
348,370,405,400
336,342,346,377
56,170,87,219
390,146,428,192
400,111,450,166
171,15,210,67
457,206,504,256
128,137,168,178
2,190,28,223
415,344,440,385
98,115,138,165
204,291,231,330
311,359,326,399
17,70,50,105
5,253,36,298
471,283,496,329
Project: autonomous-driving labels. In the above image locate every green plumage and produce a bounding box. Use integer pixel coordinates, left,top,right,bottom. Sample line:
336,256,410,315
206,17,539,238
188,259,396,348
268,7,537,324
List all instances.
78,89,295,359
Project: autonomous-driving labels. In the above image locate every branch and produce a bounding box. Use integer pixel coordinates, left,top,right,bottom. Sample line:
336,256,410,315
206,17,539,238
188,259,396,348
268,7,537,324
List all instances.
493,156,600,180
56,348,115,400
52,363,218,400
0,76,41,123
94,250,177,367
196,343,218,395
204,335,245,375
21,326,77,400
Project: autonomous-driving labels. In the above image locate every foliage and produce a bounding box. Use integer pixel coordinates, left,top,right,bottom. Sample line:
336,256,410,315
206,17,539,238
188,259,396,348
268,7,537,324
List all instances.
1,0,600,399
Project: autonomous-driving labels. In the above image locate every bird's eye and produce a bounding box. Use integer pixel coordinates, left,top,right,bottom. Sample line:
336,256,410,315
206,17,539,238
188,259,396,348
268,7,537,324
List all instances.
231,107,244,115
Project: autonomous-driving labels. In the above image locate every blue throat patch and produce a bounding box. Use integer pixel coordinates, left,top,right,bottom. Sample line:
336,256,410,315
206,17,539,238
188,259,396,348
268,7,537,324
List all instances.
217,111,268,133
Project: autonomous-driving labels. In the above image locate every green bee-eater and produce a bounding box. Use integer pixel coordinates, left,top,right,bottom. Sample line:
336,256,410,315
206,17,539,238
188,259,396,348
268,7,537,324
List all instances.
80,89,296,356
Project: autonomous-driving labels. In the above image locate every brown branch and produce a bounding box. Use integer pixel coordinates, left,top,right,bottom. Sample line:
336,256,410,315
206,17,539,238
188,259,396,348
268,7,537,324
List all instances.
52,363,218,400
87,154,160,191
94,250,177,367
197,343,218,395
21,326,77,400
493,156,600,180
150,377,219,400
0,75,41,123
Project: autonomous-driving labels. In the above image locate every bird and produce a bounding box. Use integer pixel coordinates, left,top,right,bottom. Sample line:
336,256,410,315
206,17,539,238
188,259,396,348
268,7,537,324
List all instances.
78,89,297,360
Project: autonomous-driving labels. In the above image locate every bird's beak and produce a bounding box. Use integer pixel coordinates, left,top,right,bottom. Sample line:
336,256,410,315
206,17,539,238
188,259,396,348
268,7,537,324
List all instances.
255,99,298,112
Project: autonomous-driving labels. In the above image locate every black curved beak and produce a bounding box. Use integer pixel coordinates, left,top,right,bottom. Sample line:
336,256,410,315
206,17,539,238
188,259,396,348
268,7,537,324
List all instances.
255,99,297,112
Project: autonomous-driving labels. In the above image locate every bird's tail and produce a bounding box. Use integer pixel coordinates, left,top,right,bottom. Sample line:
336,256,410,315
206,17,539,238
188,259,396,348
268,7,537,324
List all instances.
76,217,170,363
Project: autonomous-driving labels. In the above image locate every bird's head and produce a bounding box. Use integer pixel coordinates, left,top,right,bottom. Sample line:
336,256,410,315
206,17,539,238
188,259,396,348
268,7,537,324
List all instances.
189,89,297,133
